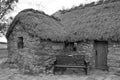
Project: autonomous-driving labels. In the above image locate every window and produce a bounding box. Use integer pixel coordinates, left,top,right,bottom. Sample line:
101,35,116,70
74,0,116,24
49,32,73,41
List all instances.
64,42,77,51
64,41,69,48
18,37,24,49
73,43,77,51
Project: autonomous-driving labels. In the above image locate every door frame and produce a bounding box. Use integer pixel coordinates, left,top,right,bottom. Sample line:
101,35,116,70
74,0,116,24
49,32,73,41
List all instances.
94,40,108,70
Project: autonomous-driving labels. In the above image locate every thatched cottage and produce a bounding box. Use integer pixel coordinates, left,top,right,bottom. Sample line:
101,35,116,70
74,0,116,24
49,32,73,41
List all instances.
6,9,67,73
6,0,120,74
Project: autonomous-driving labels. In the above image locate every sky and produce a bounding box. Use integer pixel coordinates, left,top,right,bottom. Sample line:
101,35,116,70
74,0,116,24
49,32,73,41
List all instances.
0,0,99,42
12,0,98,15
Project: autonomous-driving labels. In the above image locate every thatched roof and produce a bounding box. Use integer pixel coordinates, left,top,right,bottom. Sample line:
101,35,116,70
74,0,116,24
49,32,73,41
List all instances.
6,1,120,42
56,1,120,41
6,9,66,41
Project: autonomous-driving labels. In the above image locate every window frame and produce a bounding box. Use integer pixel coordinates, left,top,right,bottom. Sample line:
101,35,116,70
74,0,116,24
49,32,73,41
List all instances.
18,37,24,49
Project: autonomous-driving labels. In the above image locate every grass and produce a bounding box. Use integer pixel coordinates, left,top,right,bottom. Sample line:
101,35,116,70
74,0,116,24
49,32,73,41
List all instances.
0,48,8,58
0,49,120,80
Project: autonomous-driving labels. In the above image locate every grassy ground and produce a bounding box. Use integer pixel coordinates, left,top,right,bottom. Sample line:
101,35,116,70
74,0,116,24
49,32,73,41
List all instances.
0,49,8,57
0,49,120,80
0,49,8,64
0,67,119,80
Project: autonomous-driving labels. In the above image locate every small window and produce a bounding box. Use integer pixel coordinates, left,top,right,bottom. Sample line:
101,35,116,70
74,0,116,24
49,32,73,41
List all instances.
18,37,24,49
73,43,77,51
64,41,69,48
64,42,77,51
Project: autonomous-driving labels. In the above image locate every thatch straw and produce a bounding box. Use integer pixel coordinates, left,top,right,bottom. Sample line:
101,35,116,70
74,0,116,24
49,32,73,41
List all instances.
6,1,120,42
6,9,66,41
58,1,120,41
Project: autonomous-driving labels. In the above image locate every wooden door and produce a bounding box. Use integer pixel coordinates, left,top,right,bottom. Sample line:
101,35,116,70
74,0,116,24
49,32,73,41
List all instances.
94,41,108,70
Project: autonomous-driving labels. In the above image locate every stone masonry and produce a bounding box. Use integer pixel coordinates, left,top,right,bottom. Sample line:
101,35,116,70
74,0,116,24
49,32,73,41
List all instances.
108,42,120,73
7,23,95,73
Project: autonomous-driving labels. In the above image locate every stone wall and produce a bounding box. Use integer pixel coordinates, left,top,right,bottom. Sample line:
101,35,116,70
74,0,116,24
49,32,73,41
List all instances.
108,42,120,73
77,42,95,69
8,24,120,74
7,24,65,73
7,24,95,74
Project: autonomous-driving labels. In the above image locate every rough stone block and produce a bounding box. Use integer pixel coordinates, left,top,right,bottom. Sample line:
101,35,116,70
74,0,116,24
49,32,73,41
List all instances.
107,61,120,67
44,46,50,50
107,54,120,60
114,52,120,55
109,67,120,73
52,45,63,50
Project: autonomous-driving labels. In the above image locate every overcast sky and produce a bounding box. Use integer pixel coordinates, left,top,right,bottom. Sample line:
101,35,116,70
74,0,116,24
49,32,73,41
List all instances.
12,0,98,15
1,0,99,42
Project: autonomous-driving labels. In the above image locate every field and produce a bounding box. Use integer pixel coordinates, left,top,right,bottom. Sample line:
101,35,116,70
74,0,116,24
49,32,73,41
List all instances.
0,49,8,57
0,49,8,64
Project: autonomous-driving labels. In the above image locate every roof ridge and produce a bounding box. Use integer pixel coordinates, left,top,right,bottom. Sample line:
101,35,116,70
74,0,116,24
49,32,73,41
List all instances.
6,8,66,41
19,8,61,21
